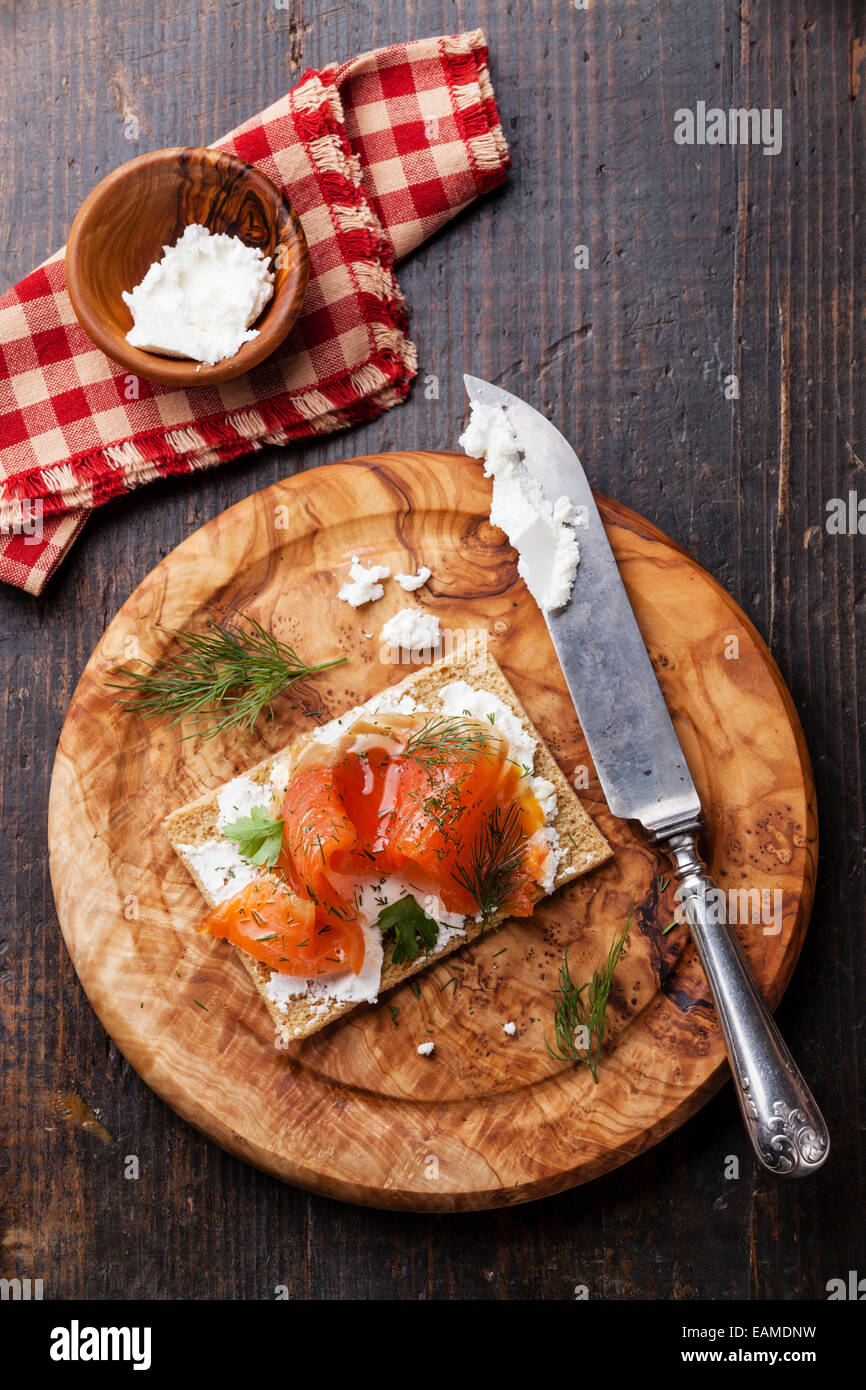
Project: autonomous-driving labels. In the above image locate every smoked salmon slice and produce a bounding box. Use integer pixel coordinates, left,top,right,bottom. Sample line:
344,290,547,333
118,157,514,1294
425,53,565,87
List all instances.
280,764,357,894
281,713,547,921
198,871,365,977
201,712,548,980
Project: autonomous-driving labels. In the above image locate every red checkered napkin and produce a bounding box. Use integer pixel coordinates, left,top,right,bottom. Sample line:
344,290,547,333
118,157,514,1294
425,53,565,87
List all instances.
0,30,509,595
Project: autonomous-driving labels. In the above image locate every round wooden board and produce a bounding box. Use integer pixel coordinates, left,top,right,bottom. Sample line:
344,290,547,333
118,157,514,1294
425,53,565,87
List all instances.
48,452,816,1211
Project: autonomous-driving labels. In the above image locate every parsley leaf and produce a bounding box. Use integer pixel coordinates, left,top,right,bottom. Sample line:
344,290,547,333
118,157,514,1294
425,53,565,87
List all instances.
222,804,284,867
376,897,439,964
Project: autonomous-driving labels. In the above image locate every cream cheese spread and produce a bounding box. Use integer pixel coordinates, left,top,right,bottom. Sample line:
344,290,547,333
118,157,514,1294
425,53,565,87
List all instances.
264,921,385,1013
175,768,287,904
459,400,580,611
177,682,564,1011
123,223,274,365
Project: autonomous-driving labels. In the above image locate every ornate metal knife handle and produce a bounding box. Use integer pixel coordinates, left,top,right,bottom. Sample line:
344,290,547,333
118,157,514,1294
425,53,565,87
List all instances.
657,827,830,1176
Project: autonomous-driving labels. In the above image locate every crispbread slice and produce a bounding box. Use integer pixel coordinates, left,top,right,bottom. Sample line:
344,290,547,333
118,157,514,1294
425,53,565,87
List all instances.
164,647,611,1042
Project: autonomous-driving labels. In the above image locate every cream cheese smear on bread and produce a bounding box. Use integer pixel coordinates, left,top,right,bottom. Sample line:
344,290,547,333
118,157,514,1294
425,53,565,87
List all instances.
179,681,562,1017
164,650,612,1042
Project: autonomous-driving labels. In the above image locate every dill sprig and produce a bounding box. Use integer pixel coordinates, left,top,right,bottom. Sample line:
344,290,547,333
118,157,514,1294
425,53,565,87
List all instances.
403,715,499,771
546,909,633,1083
452,801,527,925
107,612,345,740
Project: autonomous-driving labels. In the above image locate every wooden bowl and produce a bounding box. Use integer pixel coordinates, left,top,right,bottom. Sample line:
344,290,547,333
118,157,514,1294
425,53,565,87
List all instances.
66,147,309,386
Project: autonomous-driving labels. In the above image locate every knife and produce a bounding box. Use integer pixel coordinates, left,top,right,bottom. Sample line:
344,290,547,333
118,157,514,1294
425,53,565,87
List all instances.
464,374,830,1176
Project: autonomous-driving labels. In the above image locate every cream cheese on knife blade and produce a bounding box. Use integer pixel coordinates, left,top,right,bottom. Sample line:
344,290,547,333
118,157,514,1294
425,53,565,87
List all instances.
459,401,581,611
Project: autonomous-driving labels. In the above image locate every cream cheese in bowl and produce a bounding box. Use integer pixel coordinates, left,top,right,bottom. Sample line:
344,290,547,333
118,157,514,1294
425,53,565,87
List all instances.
122,223,275,366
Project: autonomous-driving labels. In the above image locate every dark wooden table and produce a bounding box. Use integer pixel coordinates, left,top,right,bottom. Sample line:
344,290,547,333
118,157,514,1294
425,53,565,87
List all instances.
1,0,862,1301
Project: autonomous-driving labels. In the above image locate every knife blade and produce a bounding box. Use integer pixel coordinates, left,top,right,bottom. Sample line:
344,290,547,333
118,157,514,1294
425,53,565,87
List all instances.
463,373,700,835
462,374,829,1177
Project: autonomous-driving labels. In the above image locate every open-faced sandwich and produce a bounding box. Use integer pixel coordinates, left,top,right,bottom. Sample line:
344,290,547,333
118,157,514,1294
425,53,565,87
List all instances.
164,645,611,1043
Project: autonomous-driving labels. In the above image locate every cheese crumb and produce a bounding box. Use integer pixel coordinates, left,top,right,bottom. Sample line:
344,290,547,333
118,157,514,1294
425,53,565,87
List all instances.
380,607,441,658
395,567,432,592
503,1021,517,1036
416,1041,435,1057
338,554,391,608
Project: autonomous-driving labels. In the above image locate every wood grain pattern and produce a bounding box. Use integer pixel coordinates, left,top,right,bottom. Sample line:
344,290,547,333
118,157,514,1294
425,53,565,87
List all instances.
47,452,816,1210
1,0,861,1300
65,146,309,384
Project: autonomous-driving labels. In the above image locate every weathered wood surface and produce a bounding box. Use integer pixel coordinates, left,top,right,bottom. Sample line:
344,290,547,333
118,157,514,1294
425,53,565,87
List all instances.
46,453,816,1211
0,0,862,1296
